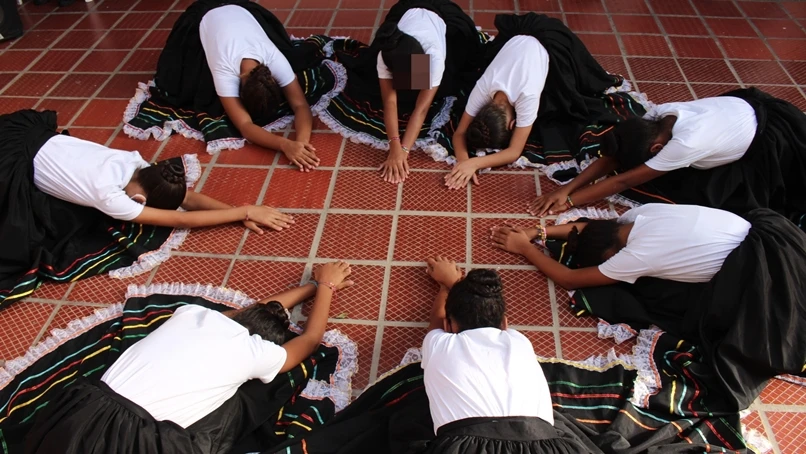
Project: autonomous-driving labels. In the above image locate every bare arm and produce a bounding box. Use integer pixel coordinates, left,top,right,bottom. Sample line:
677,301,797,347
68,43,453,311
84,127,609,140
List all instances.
133,205,249,229
280,261,352,373
259,282,317,309
284,79,313,144
181,191,231,211
451,112,475,161
400,87,439,150
380,78,401,144
566,156,619,193
379,78,410,183
519,245,618,290
568,164,666,207
220,96,290,152
427,287,449,332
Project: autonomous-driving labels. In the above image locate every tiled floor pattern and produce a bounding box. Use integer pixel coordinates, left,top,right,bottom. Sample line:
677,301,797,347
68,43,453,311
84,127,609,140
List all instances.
1,0,805,452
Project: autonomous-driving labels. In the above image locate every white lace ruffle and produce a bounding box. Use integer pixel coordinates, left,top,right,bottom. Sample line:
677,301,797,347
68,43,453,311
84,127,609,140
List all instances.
576,348,634,370
597,320,637,344
126,282,257,308
0,303,124,390
298,328,358,412
400,347,423,366
775,374,806,386
555,206,619,225
629,326,665,409
122,80,206,144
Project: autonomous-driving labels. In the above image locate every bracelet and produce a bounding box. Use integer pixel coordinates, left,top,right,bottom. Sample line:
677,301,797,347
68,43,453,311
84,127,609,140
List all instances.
535,224,547,242
401,145,409,153
566,195,575,207
321,281,338,293
309,280,319,288
237,205,250,222
389,136,400,143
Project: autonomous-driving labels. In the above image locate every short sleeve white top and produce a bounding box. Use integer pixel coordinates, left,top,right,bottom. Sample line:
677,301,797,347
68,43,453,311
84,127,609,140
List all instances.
102,304,288,428
421,328,554,433
644,97,757,172
376,8,447,89
464,35,550,128
598,204,751,284
33,134,150,221
199,4,296,98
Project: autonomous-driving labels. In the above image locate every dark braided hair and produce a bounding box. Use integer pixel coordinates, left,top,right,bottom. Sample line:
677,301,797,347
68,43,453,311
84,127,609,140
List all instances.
134,160,187,210
241,64,285,122
445,269,506,331
466,101,511,150
566,221,622,268
232,301,291,345
600,117,662,170
376,22,425,74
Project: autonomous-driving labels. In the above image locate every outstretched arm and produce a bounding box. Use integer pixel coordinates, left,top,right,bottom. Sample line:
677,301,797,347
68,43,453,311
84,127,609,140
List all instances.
220,94,319,171
529,156,619,216
451,112,475,162
132,204,293,232
258,282,318,309
280,261,354,372
284,79,314,145
566,164,666,208
178,191,293,234
491,225,617,290
378,79,410,184
445,125,532,189
400,86,439,152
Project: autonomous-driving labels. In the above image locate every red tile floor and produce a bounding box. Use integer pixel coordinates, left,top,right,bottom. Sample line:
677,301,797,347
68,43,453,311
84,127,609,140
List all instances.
1,0,805,451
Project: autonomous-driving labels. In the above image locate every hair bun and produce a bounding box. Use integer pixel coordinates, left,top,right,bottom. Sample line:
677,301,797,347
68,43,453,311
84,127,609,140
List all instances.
463,269,503,298
160,162,186,185
266,301,291,329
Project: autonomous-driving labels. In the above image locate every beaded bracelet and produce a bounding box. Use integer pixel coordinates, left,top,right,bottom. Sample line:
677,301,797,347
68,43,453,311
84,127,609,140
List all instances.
535,224,547,242
566,195,575,207
401,145,410,153
389,136,400,143
310,280,337,293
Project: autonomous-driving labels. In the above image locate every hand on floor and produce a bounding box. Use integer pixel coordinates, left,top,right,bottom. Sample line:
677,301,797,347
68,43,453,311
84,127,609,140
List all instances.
315,261,355,290
444,159,479,189
490,224,532,255
529,189,570,216
245,206,295,234
426,256,463,290
379,147,410,184
282,141,320,172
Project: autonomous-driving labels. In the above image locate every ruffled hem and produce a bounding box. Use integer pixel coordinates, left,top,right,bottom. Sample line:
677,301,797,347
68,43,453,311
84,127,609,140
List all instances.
298,328,358,412
122,80,206,144
740,410,774,454
0,303,124,389
317,96,456,152
597,320,637,344
555,206,619,225
628,326,665,409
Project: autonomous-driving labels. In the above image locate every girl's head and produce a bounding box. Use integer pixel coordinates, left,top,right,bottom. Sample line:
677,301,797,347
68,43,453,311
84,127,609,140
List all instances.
241,63,284,121
567,220,623,268
445,269,506,333
232,302,291,345
466,100,515,151
376,22,426,89
129,160,187,210
600,118,664,170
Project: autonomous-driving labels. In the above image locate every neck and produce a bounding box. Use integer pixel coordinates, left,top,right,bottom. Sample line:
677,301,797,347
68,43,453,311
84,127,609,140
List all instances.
240,58,259,78
492,91,510,107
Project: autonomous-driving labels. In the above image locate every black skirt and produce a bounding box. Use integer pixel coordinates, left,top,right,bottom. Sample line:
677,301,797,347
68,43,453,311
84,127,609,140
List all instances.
0,110,185,311
424,416,592,454
429,13,642,168
565,208,806,410
616,88,806,230
320,0,488,150
123,0,344,152
24,379,201,454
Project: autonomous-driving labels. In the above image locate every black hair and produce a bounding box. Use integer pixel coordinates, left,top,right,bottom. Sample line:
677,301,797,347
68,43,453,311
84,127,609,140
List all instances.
231,301,290,345
134,160,187,210
241,63,284,122
466,101,511,151
445,269,506,331
600,117,662,170
376,22,425,74
567,220,622,268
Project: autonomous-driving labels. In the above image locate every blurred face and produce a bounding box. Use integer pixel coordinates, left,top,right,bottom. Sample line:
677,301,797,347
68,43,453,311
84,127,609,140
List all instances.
391,54,431,91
